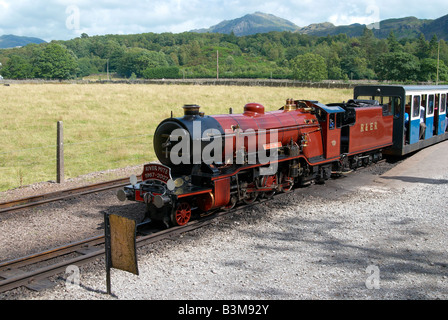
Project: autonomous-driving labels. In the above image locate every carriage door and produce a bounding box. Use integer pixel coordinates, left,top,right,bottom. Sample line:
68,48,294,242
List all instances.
438,94,447,135
409,95,421,145
425,94,434,139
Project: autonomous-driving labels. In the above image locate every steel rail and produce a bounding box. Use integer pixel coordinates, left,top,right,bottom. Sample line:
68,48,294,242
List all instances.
0,176,141,215
0,248,105,294
0,235,105,272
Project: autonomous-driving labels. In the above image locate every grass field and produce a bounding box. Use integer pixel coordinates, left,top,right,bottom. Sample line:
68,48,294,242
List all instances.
0,83,352,191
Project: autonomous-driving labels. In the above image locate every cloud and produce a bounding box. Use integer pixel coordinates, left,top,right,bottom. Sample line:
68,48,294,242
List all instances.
0,0,446,41
327,2,381,26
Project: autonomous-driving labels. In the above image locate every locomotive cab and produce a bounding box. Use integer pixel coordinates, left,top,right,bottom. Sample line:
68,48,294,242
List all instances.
313,102,345,160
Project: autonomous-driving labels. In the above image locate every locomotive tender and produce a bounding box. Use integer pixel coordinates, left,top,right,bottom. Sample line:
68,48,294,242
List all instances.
117,85,448,227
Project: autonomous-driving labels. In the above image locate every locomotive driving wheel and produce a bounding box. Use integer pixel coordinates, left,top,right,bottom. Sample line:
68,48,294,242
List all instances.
171,202,192,226
279,172,294,193
223,195,237,211
243,182,258,205
243,191,258,204
262,174,278,198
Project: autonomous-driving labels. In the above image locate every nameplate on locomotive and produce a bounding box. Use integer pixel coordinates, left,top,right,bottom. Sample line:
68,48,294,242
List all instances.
142,163,172,184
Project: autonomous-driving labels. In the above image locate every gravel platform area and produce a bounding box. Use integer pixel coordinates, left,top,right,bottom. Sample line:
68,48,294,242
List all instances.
0,151,447,300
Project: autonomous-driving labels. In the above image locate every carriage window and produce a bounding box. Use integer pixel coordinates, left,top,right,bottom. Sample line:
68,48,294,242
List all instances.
392,97,401,118
412,96,421,118
381,96,391,115
405,95,411,119
428,95,434,115
381,96,400,117
441,94,447,113
356,95,395,116
357,96,375,101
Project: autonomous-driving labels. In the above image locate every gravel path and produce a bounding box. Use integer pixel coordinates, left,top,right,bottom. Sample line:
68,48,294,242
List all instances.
1,153,447,300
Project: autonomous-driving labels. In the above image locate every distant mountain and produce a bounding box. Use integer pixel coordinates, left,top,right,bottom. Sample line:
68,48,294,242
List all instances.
297,22,336,35
421,14,448,40
0,34,46,49
191,12,448,40
297,14,448,40
192,12,299,36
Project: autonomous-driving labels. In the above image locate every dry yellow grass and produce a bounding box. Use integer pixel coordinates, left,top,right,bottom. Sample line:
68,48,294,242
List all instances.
0,83,352,191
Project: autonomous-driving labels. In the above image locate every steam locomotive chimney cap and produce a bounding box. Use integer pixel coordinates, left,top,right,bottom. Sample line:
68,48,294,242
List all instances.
183,104,201,116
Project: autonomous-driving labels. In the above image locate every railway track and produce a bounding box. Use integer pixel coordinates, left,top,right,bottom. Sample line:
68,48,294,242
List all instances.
0,194,278,294
0,236,105,293
0,177,141,215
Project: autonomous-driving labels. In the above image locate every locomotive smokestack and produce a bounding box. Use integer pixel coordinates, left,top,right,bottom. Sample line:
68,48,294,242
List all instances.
183,104,201,116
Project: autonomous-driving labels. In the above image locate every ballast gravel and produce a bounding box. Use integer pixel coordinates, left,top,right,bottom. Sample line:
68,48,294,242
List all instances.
0,158,447,300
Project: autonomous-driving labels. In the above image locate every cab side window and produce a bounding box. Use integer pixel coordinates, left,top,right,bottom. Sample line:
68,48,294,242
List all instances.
329,114,335,130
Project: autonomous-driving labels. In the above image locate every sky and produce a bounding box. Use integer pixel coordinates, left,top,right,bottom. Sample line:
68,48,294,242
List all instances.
0,0,447,42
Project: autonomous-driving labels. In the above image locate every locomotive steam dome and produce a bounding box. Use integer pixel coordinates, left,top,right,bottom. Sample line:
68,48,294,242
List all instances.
243,103,265,116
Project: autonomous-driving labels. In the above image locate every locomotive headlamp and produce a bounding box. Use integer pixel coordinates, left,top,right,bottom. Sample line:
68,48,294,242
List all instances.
174,177,184,188
130,175,138,186
167,179,175,191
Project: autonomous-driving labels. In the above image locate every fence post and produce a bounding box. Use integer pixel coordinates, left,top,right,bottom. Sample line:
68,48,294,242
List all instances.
57,121,64,183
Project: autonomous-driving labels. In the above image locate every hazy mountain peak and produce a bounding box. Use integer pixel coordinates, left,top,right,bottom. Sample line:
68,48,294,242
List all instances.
191,12,299,36
0,34,46,49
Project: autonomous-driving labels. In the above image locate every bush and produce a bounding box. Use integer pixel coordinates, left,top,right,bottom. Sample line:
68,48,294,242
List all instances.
291,53,328,82
374,52,420,81
117,48,169,78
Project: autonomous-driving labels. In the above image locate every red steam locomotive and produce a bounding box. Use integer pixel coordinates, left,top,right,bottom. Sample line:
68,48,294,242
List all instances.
117,91,395,227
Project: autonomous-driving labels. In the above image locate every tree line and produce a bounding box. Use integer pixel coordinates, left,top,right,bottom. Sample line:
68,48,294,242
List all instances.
0,29,447,82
